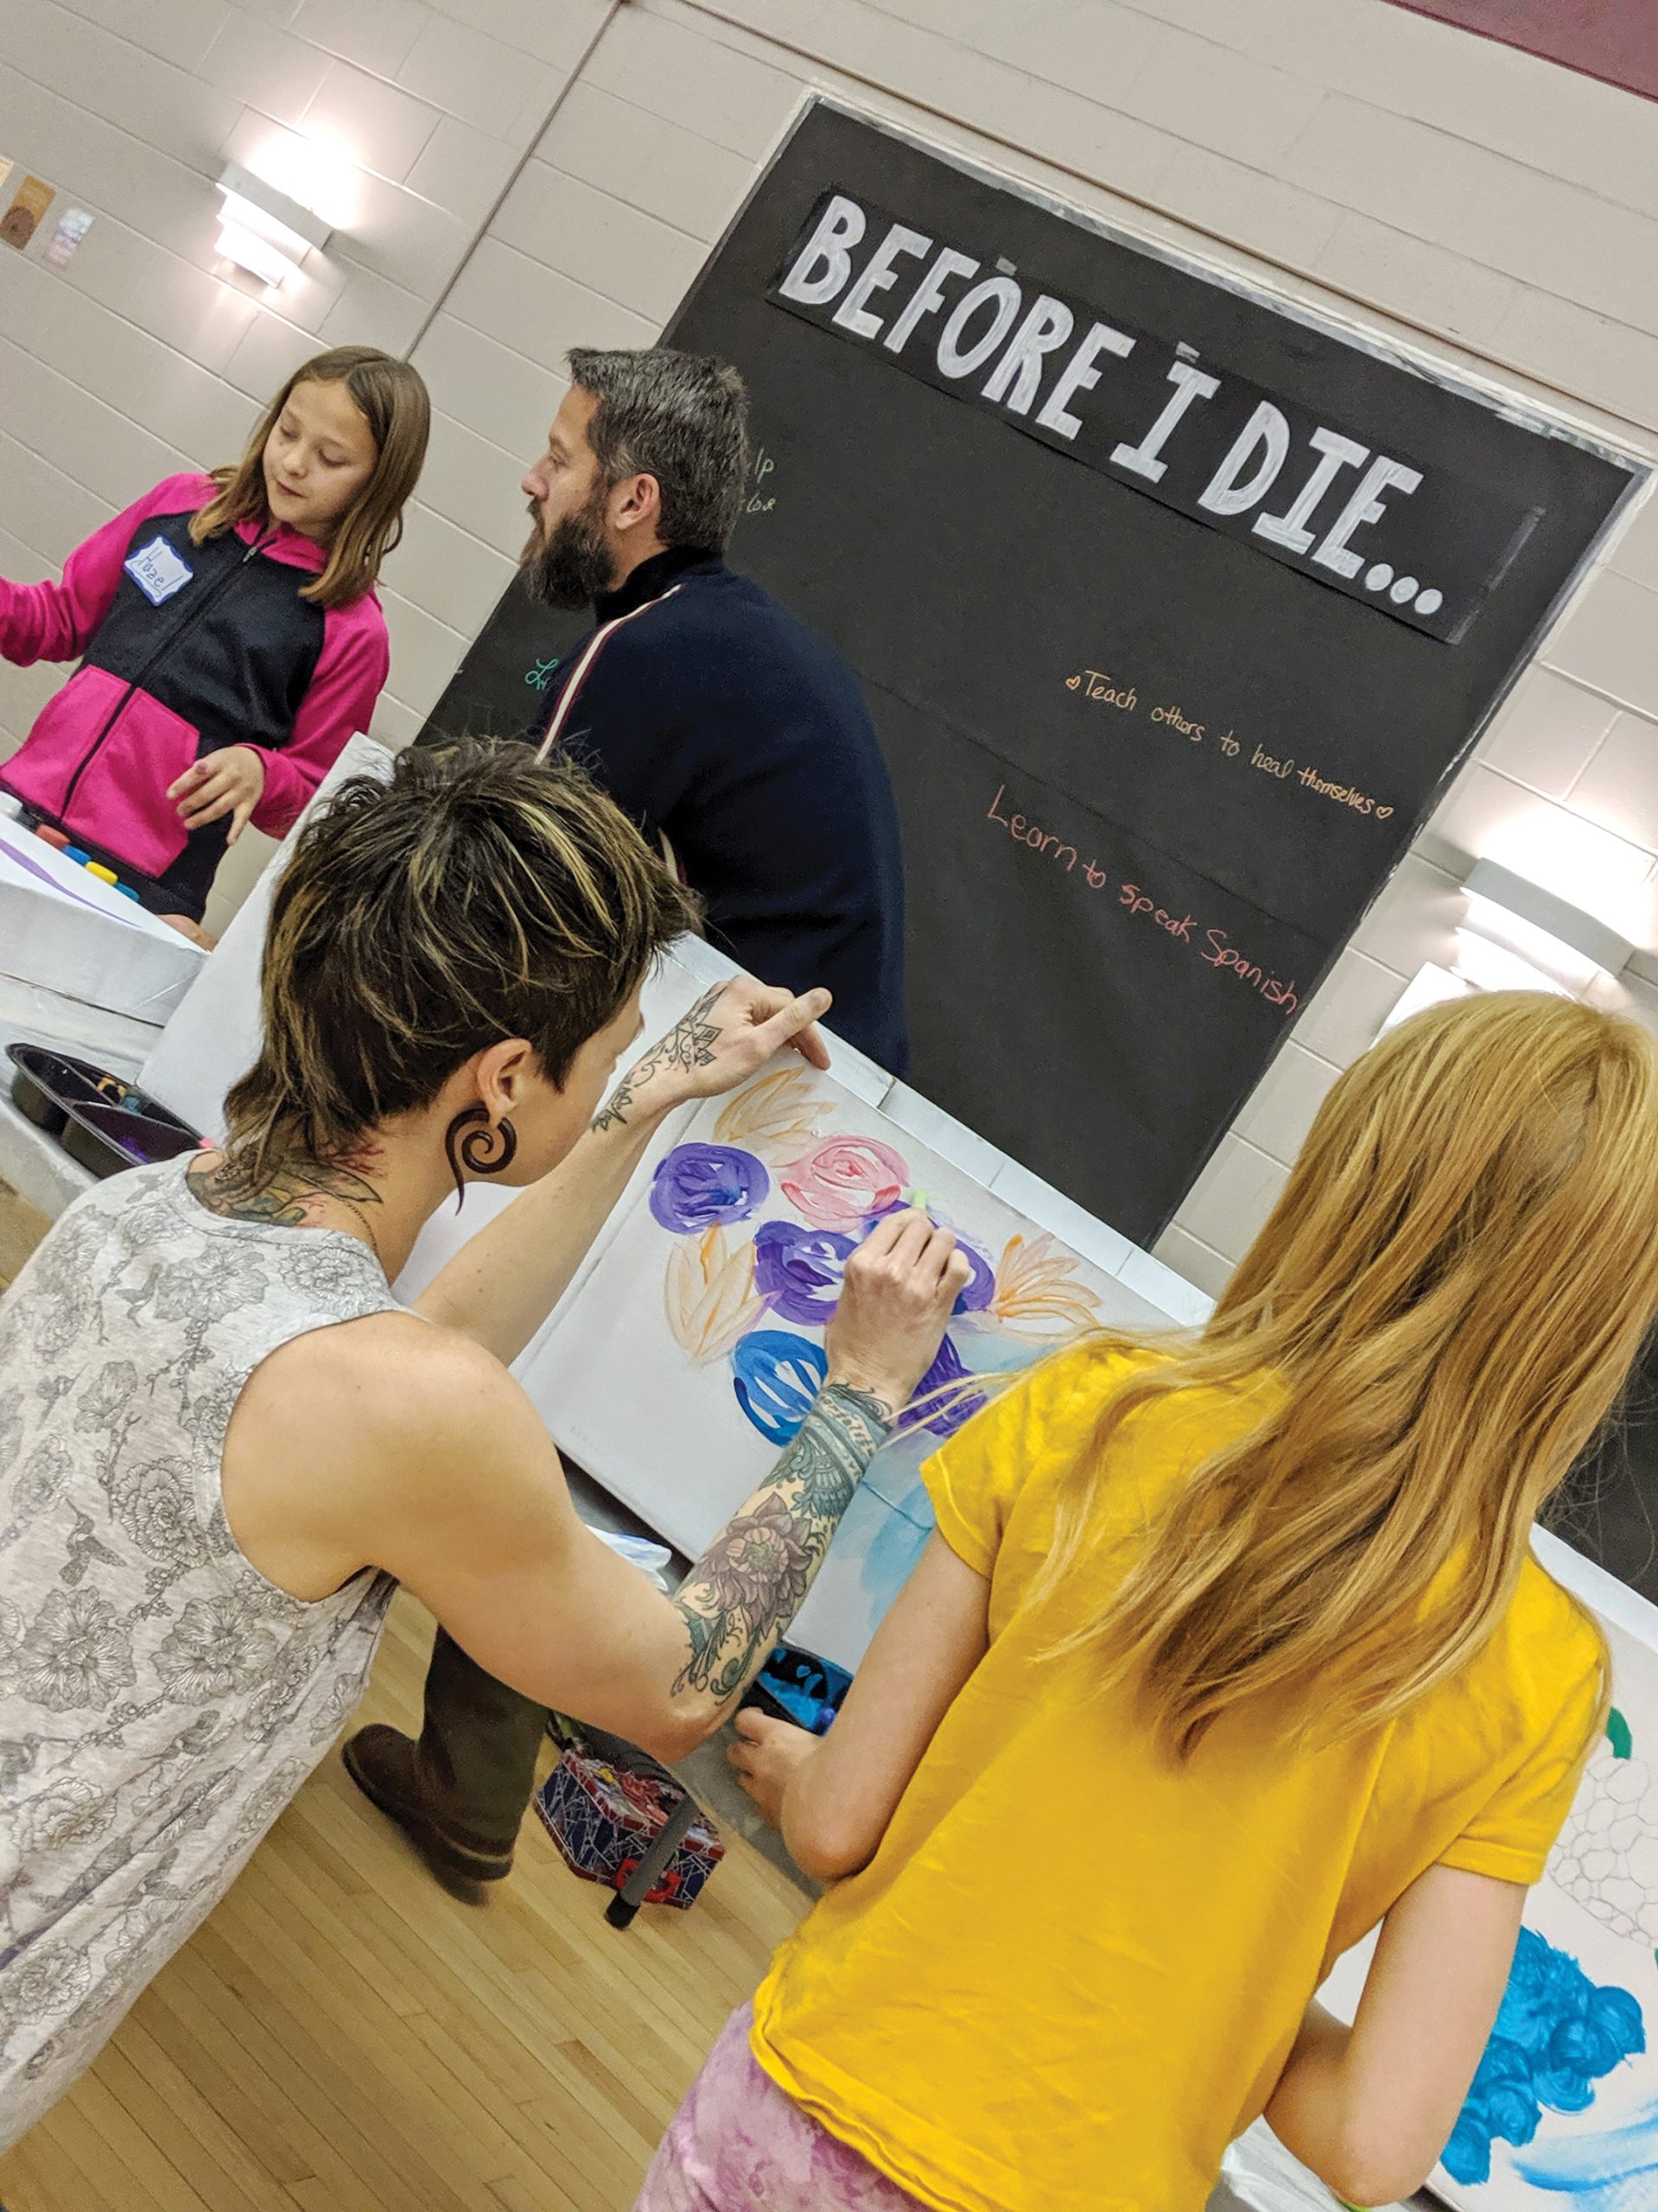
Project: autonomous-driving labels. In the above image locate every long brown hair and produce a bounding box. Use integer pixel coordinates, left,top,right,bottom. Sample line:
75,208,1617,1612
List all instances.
190,346,429,609
223,740,696,1185
1040,992,1658,1757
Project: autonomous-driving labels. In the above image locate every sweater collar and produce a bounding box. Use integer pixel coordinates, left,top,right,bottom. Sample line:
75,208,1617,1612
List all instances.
232,511,330,573
596,543,721,622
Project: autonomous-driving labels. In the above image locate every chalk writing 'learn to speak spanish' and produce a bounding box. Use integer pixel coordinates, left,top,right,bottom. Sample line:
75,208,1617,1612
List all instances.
1064,671,1394,818
986,783,1299,1013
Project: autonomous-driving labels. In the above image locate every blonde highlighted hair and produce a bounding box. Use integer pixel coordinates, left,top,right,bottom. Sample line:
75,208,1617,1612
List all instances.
224,740,697,1185
191,346,429,609
1041,992,1658,1757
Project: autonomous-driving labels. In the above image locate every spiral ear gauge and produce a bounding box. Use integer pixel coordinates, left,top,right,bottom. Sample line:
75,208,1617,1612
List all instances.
443,1107,519,1208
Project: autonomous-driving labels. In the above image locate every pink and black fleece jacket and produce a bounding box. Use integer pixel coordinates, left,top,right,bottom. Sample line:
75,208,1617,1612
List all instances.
0,471,390,919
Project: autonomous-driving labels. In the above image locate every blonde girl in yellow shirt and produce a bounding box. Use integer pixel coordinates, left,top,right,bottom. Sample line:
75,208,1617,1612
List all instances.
633,991,1658,2212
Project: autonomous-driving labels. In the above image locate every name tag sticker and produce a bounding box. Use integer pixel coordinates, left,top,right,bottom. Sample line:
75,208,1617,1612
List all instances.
124,537,194,606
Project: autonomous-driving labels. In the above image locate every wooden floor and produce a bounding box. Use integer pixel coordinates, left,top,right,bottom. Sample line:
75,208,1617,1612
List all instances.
0,1184,812,2212
0,1179,49,1292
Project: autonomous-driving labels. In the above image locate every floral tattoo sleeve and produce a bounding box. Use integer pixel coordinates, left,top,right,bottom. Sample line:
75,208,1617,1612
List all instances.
670,1381,891,1704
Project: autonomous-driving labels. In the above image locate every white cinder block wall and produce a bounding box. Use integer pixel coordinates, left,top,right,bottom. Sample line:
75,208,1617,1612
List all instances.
3,0,1655,1294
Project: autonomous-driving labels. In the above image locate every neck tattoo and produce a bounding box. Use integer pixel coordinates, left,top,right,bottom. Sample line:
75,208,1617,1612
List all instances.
187,1147,385,1249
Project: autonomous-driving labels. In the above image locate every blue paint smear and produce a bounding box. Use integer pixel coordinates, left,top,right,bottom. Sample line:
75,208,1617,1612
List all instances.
1442,1929,1645,2187
857,1492,934,1618
861,1323,1044,1519
1512,2094,1658,2207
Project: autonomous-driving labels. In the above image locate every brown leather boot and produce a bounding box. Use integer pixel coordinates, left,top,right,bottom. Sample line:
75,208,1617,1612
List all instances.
341,1724,518,1885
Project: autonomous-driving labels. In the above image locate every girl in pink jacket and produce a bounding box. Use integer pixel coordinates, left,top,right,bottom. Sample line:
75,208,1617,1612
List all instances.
0,345,429,934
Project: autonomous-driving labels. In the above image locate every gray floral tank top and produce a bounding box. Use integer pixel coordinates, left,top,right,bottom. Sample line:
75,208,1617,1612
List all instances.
0,1156,400,2146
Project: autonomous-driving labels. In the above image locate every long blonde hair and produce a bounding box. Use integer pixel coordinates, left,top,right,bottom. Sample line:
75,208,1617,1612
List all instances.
191,346,429,609
1045,992,1658,1757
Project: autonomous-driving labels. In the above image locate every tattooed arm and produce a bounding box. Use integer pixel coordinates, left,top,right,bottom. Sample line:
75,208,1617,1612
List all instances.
415,975,831,1363
670,1381,893,1705
312,1211,969,1766
657,1209,971,1736
588,982,724,1136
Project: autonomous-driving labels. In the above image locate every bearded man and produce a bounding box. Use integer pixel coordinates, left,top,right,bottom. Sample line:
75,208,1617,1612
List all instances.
517,345,908,1076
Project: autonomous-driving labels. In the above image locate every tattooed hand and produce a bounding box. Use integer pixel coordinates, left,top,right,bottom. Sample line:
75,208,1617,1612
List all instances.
666,1211,969,1713
592,977,832,1133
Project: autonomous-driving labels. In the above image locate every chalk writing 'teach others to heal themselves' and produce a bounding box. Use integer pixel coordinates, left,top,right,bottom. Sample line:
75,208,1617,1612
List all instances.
1066,671,1231,749
1067,669,1136,709
1062,669,1392,812
1251,747,1394,819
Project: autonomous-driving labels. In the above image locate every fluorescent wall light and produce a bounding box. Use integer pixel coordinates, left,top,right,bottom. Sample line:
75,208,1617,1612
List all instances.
1378,861,1635,1042
213,162,331,288
1463,855,1633,981
214,219,298,289
1452,929,1571,998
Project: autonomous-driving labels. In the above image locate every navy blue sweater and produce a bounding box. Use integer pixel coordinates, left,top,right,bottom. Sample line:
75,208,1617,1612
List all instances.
535,549,908,1073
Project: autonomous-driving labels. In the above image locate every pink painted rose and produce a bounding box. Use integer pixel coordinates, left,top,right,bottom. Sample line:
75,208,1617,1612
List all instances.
779,1135,909,1229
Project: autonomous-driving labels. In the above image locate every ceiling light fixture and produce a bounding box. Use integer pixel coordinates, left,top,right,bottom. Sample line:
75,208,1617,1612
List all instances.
1380,860,1635,1039
213,162,332,289
1461,855,1634,983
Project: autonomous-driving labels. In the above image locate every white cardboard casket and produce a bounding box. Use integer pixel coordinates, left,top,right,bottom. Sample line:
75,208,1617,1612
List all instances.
140,734,395,1137
0,820,206,1023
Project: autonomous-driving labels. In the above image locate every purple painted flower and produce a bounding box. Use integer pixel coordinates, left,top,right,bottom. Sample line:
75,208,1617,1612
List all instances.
863,1202,996,1318
900,1334,987,1440
752,1220,856,1328
649,1143,769,1235
731,1330,829,1446
950,1238,995,1315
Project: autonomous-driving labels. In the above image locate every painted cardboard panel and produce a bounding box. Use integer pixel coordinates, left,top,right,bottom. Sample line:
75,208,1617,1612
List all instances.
1434,1601,1658,2205
1309,1539,1658,2208
515,1056,1174,1667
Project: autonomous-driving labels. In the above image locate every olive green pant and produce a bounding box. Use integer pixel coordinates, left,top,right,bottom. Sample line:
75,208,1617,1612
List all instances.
417,1627,549,1847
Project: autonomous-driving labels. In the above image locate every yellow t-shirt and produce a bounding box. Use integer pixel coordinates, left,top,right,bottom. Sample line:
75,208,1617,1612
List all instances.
750,1344,1604,2212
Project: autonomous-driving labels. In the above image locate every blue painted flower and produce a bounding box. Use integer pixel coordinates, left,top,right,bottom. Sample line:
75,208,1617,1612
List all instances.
898,1334,986,1440
752,1220,856,1328
731,1331,828,1446
649,1143,769,1235
1442,1929,1646,2187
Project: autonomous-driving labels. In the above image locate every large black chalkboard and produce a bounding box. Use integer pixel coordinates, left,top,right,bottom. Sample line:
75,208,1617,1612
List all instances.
422,100,1641,1247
